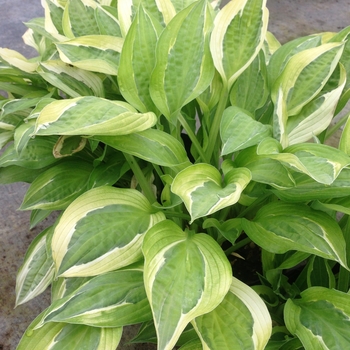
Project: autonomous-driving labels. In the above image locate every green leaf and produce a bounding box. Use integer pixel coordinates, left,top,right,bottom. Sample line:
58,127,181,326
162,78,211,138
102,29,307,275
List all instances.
285,287,350,349
52,186,165,277
0,137,59,169
286,63,347,145
38,60,105,98
34,96,157,136
18,313,122,350
150,0,214,122
242,202,348,269
272,42,344,116
20,160,93,211
275,170,350,204
192,277,272,350
95,5,122,37
118,5,162,114
56,35,123,75
171,163,251,222
65,0,100,37
235,147,295,189
142,220,232,350
33,270,152,328
97,128,190,167
210,0,268,89
339,114,350,155
306,256,335,289
259,142,350,185
15,227,55,306
230,51,269,114
220,106,272,155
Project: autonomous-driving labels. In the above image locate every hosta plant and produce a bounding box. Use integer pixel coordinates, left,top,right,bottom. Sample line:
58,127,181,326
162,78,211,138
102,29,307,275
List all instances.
2,0,350,349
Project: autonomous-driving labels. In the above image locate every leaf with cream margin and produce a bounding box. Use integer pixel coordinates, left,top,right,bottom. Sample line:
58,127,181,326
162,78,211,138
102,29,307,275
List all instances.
287,63,346,145
210,0,268,90
0,48,38,73
242,202,349,269
52,186,165,277
15,227,55,306
33,96,157,136
150,0,214,122
285,287,350,349
142,220,232,350
257,139,350,185
56,35,123,75
192,277,272,350
171,163,251,222
31,270,152,329
118,5,163,114
271,42,344,117
18,312,122,350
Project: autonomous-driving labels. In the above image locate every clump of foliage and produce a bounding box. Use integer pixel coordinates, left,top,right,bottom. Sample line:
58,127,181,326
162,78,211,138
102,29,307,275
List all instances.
1,0,350,349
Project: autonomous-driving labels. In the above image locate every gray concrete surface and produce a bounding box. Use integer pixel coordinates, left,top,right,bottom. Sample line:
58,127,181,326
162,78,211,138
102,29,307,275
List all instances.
0,0,350,349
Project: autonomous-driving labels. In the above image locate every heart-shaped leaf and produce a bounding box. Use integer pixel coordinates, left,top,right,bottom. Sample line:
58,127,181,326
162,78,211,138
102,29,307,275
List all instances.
142,220,232,350
172,163,251,222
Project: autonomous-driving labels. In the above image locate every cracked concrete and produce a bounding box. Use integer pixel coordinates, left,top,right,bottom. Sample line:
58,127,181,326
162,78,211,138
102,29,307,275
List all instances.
0,0,349,349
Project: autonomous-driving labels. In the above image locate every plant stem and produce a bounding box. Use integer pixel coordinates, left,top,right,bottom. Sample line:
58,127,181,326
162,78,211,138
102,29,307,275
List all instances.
325,111,350,140
205,85,229,163
123,153,157,204
225,237,252,256
178,113,209,163
165,210,191,220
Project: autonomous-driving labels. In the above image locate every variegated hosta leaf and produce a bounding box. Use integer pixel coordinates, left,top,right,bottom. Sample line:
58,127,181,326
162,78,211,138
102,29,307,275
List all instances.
20,160,93,211
15,227,55,306
63,0,100,37
287,64,347,145
118,0,135,37
142,220,232,350
242,202,349,269
230,51,269,114
271,42,344,117
33,96,157,136
220,106,272,155
38,60,105,98
235,147,295,189
339,113,350,155
52,186,165,277
141,0,176,26
43,0,65,39
171,163,251,222
210,0,268,90
285,287,350,349
33,270,152,328
56,35,123,75
118,5,162,114
193,277,272,350
273,169,350,202
0,137,59,169
18,313,122,350
97,128,190,168
258,140,350,185
14,120,35,155
0,48,38,73
150,0,214,122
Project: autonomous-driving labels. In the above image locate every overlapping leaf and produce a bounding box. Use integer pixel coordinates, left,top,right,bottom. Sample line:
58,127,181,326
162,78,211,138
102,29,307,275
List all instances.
52,186,165,277
285,287,350,349
150,0,214,122
210,0,268,90
33,96,157,136
20,160,93,211
56,35,123,75
97,129,190,168
15,227,55,306
18,313,122,350
118,5,162,114
242,202,349,269
220,106,272,155
32,270,152,328
193,277,272,350
172,163,251,222
142,220,232,350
